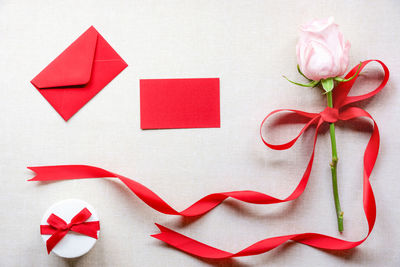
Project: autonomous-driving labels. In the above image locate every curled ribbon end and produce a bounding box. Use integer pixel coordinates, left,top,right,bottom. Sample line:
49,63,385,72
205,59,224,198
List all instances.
153,223,168,233
27,167,40,181
150,233,161,239
151,223,166,240
150,224,167,242
46,239,54,254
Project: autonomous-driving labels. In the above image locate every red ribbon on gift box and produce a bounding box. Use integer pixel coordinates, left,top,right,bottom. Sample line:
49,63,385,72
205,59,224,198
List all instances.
40,208,100,254
30,60,389,259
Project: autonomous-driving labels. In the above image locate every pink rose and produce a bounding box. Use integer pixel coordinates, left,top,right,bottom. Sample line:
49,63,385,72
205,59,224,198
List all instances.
296,17,351,81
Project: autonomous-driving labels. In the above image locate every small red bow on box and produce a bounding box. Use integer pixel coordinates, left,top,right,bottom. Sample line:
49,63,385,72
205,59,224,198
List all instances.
40,208,100,254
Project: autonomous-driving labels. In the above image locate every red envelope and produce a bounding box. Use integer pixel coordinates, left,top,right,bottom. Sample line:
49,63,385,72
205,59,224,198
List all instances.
31,26,128,121
140,78,220,129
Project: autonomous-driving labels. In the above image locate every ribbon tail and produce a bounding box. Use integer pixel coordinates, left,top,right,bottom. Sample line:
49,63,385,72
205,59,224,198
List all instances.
27,112,322,218
151,224,234,259
27,114,321,218
339,107,379,231
362,116,379,230
71,221,100,239
46,230,68,254
151,109,380,259
151,224,360,259
28,165,116,181
28,165,182,215
40,225,57,235
28,141,319,217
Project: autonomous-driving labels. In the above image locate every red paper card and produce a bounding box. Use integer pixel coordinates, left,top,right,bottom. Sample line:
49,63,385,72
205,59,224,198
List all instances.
140,78,220,129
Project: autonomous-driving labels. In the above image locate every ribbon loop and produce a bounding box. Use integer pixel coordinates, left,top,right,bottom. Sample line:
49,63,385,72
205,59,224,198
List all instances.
260,109,319,150
47,214,67,229
70,207,92,224
333,60,389,108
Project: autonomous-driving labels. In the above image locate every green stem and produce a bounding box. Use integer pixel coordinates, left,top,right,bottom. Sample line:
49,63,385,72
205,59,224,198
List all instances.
326,91,344,233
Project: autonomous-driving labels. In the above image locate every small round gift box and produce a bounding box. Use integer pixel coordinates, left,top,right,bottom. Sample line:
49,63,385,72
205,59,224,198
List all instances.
40,199,100,258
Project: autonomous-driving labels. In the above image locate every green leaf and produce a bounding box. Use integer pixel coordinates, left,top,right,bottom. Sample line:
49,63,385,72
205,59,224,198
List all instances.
321,78,334,93
283,76,319,87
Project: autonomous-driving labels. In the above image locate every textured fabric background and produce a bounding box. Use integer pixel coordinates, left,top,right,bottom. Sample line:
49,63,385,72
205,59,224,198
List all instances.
0,0,399,266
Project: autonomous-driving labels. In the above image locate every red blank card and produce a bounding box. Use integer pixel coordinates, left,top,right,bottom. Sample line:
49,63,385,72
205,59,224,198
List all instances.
140,78,220,129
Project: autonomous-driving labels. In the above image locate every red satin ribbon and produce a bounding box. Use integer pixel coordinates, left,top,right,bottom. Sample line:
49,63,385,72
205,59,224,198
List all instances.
40,207,100,254
29,60,389,259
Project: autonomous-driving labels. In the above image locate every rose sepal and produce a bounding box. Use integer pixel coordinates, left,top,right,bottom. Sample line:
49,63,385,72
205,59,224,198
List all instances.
321,78,334,93
282,75,319,87
333,62,362,82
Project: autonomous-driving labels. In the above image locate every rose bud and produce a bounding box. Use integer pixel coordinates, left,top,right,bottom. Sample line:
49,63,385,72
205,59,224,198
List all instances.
296,17,351,81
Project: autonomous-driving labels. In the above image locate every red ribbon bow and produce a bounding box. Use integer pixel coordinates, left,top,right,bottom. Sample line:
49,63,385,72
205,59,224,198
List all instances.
29,60,389,259
40,207,100,254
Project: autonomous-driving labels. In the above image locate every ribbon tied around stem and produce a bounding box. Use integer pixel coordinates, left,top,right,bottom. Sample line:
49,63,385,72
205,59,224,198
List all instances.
40,207,100,254
320,107,339,123
30,60,388,259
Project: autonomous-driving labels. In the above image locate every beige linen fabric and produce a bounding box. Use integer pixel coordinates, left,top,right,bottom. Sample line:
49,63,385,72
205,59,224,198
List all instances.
0,0,399,266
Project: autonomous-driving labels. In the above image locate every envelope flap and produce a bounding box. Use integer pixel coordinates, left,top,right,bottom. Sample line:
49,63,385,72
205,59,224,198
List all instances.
31,26,98,88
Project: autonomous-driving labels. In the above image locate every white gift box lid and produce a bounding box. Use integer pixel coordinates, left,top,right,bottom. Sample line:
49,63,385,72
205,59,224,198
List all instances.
41,199,100,258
